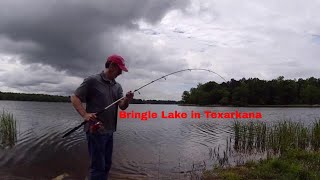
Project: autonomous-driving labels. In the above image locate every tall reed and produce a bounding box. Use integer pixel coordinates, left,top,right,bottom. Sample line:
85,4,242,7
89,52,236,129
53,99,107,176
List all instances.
232,119,320,155
311,119,320,151
212,119,320,168
232,121,267,154
0,110,17,147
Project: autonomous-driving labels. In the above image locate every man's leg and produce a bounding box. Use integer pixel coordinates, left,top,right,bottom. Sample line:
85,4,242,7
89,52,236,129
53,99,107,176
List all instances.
104,133,113,178
86,133,107,180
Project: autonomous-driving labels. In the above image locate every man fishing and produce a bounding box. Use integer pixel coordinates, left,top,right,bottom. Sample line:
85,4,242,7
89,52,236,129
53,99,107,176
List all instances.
70,54,134,180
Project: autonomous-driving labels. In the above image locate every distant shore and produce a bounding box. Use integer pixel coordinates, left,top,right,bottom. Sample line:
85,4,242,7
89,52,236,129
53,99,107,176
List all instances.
0,91,178,104
179,104,320,108
1,99,319,107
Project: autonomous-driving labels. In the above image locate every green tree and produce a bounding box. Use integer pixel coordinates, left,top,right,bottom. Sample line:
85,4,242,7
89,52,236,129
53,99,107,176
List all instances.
182,91,190,103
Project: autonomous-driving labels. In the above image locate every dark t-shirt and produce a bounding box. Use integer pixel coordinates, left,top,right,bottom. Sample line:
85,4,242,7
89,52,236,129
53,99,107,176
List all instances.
74,72,123,132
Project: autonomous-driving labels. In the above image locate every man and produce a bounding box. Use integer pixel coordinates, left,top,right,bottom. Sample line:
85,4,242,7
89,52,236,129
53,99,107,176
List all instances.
70,54,134,180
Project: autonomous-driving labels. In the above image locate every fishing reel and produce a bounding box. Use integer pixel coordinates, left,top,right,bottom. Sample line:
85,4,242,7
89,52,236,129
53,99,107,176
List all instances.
89,121,104,134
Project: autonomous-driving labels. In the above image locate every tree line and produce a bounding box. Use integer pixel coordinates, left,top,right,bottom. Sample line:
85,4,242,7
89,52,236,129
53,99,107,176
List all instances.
0,92,70,102
0,92,178,104
131,99,177,104
181,76,320,106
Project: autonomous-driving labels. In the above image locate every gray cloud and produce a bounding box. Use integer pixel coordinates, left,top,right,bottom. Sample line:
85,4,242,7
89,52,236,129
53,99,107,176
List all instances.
0,0,190,76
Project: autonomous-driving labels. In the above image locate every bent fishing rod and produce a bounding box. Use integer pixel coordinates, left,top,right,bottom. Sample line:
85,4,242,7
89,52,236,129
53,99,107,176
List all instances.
62,68,227,138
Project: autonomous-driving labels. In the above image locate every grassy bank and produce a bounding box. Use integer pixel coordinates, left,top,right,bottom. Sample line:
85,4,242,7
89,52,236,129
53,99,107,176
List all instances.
204,149,320,179
203,119,320,179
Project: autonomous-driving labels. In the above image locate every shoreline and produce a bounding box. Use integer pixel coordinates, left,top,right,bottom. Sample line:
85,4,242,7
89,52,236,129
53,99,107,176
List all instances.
179,104,320,108
1,100,320,107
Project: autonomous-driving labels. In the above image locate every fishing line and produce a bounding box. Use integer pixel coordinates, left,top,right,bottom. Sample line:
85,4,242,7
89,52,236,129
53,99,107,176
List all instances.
62,68,227,138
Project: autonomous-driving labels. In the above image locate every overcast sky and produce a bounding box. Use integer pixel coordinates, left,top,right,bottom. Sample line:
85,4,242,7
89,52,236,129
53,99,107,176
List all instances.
0,0,319,100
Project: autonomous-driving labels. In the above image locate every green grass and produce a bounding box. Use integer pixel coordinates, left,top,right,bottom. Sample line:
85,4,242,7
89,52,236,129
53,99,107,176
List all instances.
0,110,17,148
204,149,320,180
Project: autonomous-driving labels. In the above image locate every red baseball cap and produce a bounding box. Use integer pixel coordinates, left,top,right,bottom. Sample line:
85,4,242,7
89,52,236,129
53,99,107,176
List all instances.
106,54,128,72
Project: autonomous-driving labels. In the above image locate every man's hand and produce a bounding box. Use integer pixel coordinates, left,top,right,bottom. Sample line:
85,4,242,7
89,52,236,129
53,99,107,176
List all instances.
126,91,134,101
119,91,134,110
83,113,97,121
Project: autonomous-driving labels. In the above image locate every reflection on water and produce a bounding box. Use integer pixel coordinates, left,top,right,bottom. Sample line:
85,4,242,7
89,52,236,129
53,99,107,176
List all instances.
0,101,319,179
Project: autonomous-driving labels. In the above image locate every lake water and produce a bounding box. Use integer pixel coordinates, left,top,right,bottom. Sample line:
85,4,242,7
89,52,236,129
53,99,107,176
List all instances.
0,101,319,179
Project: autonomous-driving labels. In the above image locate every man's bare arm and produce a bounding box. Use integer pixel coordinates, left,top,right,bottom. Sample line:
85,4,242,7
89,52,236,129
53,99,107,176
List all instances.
119,97,129,110
70,95,96,121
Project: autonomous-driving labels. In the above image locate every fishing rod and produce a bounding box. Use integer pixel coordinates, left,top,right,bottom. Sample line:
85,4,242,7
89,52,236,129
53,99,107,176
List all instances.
62,68,227,138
